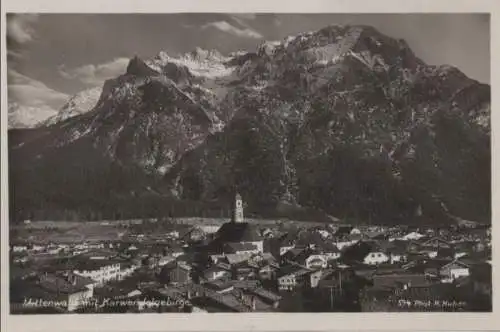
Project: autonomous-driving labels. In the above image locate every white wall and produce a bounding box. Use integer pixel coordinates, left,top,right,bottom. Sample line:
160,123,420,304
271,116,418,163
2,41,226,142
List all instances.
306,255,328,269
450,267,470,279
74,263,121,285
278,275,297,290
364,252,389,265
280,246,294,256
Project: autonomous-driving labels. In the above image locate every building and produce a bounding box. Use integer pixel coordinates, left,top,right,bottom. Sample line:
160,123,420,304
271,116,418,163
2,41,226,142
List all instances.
223,242,259,255
400,232,425,241
72,258,121,286
277,265,312,291
13,272,95,312
233,193,244,223
440,260,470,281
210,193,264,254
363,251,390,265
305,254,328,270
203,263,232,282
164,262,192,285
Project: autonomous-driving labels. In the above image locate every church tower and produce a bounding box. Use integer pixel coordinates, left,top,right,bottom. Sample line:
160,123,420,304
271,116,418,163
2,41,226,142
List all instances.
232,193,244,223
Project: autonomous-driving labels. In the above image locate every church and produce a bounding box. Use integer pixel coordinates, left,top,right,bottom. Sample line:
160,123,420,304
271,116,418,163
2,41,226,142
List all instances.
209,193,264,254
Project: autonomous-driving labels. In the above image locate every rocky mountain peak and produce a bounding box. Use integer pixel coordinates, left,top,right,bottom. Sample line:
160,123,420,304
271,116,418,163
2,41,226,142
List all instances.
8,23,491,226
126,55,159,77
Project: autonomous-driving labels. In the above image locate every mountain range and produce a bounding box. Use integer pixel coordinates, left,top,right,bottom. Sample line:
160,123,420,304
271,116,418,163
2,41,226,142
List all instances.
8,24,491,225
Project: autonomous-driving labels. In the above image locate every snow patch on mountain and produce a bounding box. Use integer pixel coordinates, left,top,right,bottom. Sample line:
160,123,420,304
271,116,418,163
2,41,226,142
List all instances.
43,87,102,126
8,102,59,129
146,48,235,79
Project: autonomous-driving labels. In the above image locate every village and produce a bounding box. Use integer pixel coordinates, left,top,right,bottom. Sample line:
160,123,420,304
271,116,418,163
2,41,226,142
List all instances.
10,193,492,313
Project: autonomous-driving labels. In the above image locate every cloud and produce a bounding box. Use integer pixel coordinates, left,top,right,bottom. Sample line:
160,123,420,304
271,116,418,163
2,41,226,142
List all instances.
201,21,263,39
7,49,24,60
58,57,130,86
7,69,70,128
7,14,39,44
8,69,69,109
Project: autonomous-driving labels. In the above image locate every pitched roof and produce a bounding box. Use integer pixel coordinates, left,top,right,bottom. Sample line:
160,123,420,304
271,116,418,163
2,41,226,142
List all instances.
216,222,263,242
247,287,281,302
224,242,258,252
39,273,93,294
225,253,253,265
276,264,310,279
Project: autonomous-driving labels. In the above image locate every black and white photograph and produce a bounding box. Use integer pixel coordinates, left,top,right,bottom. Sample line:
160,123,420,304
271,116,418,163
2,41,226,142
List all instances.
4,10,493,318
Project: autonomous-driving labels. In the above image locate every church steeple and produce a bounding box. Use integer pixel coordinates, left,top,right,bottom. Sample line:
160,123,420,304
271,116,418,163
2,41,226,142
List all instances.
232,192,244,223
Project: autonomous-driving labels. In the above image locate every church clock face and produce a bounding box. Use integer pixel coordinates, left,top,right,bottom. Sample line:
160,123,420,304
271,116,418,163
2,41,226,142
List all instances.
236,200,242,208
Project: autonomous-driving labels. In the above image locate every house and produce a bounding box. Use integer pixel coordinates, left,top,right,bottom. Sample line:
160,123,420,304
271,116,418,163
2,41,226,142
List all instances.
400,232,425,241
341,240,390,266
387,247,408,264
72,258,121,286
440,260,470,281
407,240,424,253
350,227,362,235
11,245,28,253
335,238,359,250
261,228,274,239
231,261,258,281
419,247,438,259
318,241,341,261
279,244,295,256
203,263,232,282
258,263,280,280
166,230,180,239
164,262,192,285
181,226,206,243
168,246,185,258
453,241,475,259
305,254,328,270
280,247,307,265
36,272,95,312
223,253,253,266
307,268,328,288
158,255,175,267
421,237,452,249
404,258,453,278
246,287,281,309
223,242,259,255
333,226,354,238
204,279,236,294
383,240,409,264
248,252,276,266
435,247,455,260
314,268,358,304
363,251,390,265
316,229,331,239
119,262,140,279
277,265,312,291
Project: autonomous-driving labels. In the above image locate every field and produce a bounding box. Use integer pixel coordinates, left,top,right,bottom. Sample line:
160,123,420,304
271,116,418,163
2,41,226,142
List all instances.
10,217,330,244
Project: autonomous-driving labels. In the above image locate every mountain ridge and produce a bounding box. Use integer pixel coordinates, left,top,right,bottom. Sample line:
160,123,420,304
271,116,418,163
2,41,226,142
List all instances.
8,24,491,225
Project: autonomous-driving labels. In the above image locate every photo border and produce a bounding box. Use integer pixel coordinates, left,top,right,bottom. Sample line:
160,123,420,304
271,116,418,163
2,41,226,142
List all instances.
1,0,498,331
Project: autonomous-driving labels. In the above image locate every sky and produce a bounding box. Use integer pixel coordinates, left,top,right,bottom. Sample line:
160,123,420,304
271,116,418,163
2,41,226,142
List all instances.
6,13,490,118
